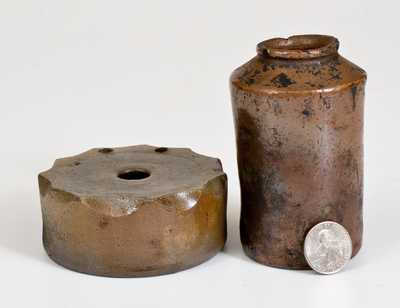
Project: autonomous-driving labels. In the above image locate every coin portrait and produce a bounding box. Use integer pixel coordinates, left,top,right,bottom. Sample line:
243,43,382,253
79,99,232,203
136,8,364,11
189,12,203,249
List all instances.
304,221,352,274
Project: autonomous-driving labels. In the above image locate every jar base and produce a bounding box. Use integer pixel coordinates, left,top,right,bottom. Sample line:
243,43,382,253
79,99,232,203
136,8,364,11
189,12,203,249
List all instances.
241,243,362,270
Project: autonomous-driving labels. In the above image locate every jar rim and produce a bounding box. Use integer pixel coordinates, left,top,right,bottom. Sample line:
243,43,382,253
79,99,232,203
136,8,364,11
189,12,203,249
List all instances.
257,35,339,59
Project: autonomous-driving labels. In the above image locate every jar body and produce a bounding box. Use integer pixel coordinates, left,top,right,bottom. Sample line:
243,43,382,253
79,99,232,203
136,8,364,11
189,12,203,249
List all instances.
230,35,366,268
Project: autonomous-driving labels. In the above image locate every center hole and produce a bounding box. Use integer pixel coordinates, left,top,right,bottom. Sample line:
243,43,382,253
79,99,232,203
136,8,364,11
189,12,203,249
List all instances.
118,169,150,180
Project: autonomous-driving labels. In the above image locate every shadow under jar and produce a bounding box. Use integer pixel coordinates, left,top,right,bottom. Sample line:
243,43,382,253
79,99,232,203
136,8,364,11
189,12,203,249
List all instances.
230,35,367,269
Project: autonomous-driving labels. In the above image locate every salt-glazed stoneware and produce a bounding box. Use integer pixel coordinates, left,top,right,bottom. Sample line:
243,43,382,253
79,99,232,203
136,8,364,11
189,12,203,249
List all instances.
38,145,227,277
230,34,367,269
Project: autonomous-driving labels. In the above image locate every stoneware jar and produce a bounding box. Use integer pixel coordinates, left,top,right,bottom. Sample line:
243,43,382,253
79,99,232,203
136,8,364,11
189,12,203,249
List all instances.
230,34,366,269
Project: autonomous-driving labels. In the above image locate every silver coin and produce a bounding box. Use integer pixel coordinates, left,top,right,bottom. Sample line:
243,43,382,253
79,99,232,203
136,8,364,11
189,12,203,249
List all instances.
304,221,352,274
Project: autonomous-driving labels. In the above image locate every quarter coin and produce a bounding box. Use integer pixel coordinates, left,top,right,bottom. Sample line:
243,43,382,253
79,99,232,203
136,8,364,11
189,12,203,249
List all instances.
304,221,352,274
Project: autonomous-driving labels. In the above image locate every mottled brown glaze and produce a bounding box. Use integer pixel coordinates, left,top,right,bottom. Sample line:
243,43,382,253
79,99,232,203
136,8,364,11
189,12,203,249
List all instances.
230,35,366,269
38,145,227,277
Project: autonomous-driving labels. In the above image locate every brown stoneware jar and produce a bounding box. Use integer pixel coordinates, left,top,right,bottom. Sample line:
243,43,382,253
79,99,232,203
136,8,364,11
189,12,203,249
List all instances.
230,35,366,269
38,145,227,277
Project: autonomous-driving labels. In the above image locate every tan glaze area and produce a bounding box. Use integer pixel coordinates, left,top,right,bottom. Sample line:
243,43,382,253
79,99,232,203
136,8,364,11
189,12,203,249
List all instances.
230,35,366,269
39,145,227,277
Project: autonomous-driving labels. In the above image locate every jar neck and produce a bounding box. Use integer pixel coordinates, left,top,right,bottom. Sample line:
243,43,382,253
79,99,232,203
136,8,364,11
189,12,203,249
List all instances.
257,35,339,60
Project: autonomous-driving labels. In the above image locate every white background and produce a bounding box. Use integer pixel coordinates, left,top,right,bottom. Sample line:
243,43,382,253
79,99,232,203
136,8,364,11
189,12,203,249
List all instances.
0,1,397,307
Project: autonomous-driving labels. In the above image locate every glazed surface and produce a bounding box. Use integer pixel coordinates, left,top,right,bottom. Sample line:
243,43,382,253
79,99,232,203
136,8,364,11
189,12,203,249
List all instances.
39,145,227,277
231,35,366,269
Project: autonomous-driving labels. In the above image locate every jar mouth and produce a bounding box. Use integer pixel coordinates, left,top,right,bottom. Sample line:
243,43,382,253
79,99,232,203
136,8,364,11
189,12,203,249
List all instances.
257,35,339,59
